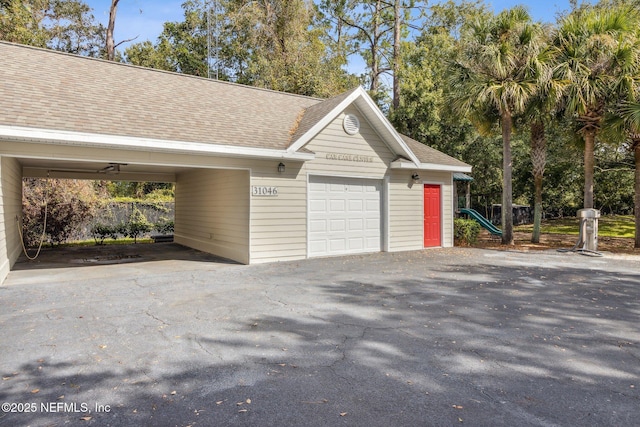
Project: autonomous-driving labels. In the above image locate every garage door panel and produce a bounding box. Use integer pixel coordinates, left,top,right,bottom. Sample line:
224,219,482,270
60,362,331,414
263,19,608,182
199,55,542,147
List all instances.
348,238,364,250
365,199,379,211
309,200,327,212
365,218,379,230
309,240,327,253
309,219,326,233
348,199,363,211
348,218,363,231
329,239,346,252
330,219,346,232
309,176,381,257
330,199,346,212
309,181,326,191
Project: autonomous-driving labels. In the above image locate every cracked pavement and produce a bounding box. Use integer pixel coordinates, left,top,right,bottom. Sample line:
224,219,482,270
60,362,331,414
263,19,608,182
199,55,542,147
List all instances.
0,244,639,426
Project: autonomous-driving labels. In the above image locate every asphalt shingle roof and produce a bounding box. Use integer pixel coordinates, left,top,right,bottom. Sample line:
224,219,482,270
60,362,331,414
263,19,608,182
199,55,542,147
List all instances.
0,42,318,150
400,135,470,169
1,41,470,170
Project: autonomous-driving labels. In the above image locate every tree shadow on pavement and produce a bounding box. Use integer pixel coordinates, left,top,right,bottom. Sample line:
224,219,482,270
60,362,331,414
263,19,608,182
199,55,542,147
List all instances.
1,251,639,426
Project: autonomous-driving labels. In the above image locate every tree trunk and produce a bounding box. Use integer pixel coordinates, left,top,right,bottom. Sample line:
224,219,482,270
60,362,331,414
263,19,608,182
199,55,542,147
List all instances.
530,120,546,243
392,0,400,110
634,141,640,248
501,111,514,245
368,0,383,93
583,129,596,209
106,0,120,61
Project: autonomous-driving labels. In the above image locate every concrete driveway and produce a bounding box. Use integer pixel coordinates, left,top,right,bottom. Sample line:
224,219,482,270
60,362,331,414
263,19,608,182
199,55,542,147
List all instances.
0,245,639,426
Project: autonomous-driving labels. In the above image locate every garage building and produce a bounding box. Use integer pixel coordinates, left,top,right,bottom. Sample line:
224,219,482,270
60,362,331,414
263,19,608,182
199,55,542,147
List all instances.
0,42,471,284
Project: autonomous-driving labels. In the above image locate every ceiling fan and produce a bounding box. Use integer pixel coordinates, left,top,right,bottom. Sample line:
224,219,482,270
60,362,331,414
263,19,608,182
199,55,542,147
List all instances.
46,163,128,174
98,163,128,174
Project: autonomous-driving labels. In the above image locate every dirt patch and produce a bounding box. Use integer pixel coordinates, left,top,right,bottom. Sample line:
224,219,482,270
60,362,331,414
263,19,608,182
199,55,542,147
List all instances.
471,231,639,254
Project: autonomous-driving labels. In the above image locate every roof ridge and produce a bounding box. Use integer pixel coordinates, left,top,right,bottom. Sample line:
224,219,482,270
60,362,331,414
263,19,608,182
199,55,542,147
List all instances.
0,40,326,102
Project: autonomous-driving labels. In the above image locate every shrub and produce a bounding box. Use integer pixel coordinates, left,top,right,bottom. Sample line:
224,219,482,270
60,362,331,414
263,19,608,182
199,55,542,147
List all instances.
154,219,174,235
126,206,152,243
91,222,127,245
22,178,100,246
454,218,481,246
91,223,116,245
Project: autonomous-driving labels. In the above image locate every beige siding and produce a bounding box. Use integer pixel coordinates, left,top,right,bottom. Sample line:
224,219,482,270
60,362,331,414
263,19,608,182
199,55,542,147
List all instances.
303,107,396,178
175,169,250,264
0,157,22,284
388,170,454,251
249,162,307,263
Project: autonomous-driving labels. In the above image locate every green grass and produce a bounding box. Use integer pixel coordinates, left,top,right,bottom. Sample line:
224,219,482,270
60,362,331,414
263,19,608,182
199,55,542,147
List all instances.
60,237,154,247
514,215,635,238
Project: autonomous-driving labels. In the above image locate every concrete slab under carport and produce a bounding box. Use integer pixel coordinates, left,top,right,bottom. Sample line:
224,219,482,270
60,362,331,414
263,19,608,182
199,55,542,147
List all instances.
1,247,639,426
7,243,240,286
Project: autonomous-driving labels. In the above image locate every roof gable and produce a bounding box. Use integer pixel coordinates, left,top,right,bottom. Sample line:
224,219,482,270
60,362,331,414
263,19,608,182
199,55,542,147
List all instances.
287,87,421,165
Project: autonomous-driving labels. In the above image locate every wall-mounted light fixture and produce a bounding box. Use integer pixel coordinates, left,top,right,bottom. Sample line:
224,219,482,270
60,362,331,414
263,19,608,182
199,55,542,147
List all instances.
412,172,420,183
278,162,285,174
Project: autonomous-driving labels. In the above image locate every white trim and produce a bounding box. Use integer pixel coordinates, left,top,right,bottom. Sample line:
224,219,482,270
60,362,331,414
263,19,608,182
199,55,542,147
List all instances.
288,90,363,153
0,125,315,161
1,151,257,172
287,87,422,166
248,167,253,264
391,160,472,173
383,175,391,252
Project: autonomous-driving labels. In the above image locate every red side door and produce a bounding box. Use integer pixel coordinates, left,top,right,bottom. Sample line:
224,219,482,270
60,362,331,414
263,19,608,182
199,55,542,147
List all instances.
423,184,441,247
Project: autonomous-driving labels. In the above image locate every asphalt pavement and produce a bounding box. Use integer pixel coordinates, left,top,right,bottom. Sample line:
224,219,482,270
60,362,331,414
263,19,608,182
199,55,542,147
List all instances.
0,244,638,426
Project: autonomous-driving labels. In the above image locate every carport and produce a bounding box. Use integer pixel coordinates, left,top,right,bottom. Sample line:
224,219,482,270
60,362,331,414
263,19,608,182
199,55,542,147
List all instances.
2,153,252,271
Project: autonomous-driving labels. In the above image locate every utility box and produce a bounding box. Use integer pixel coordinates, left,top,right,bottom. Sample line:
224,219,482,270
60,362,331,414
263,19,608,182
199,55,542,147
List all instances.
577,208,600,251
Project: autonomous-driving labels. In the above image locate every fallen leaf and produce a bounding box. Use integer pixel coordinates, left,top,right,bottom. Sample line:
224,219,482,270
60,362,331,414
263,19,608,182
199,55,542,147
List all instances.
340,412,348,417
236,402,244,406
216,401,224,405
246,399,251,404
80,416,92,421
452,405,463,409
58,395,64,400
99,345,107,349
458,417,463,422
238,409,248,413
170,391,177,395
31,389,40,394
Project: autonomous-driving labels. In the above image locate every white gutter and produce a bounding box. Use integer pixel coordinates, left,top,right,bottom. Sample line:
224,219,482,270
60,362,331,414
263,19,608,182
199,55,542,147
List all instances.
390,160,472,173
0,125,315,161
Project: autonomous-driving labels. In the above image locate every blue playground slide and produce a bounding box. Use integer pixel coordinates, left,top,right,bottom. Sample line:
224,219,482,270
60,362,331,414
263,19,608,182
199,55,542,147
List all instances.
460,208,502,236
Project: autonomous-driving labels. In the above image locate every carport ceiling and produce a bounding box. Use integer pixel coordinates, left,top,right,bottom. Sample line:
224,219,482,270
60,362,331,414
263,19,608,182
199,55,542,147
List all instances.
19,158,189,182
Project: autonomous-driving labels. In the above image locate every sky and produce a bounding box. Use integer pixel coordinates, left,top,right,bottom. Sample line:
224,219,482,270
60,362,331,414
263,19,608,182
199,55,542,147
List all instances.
85,0,584,53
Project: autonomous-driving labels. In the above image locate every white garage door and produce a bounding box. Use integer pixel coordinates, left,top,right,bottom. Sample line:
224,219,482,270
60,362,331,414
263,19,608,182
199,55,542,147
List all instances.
308,176,382,257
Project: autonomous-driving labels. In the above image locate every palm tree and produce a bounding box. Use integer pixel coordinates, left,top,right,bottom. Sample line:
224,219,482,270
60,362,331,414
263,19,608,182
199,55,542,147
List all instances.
529,118,547,243
447,6,545,245
551,5,640,209
525,34,561,244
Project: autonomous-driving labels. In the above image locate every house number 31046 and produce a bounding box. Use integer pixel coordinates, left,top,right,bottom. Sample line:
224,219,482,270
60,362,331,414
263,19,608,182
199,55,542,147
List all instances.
252,186,278,196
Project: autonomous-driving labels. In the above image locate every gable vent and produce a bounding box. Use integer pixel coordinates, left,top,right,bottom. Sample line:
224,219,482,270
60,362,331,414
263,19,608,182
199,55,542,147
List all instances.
343,114,360,135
